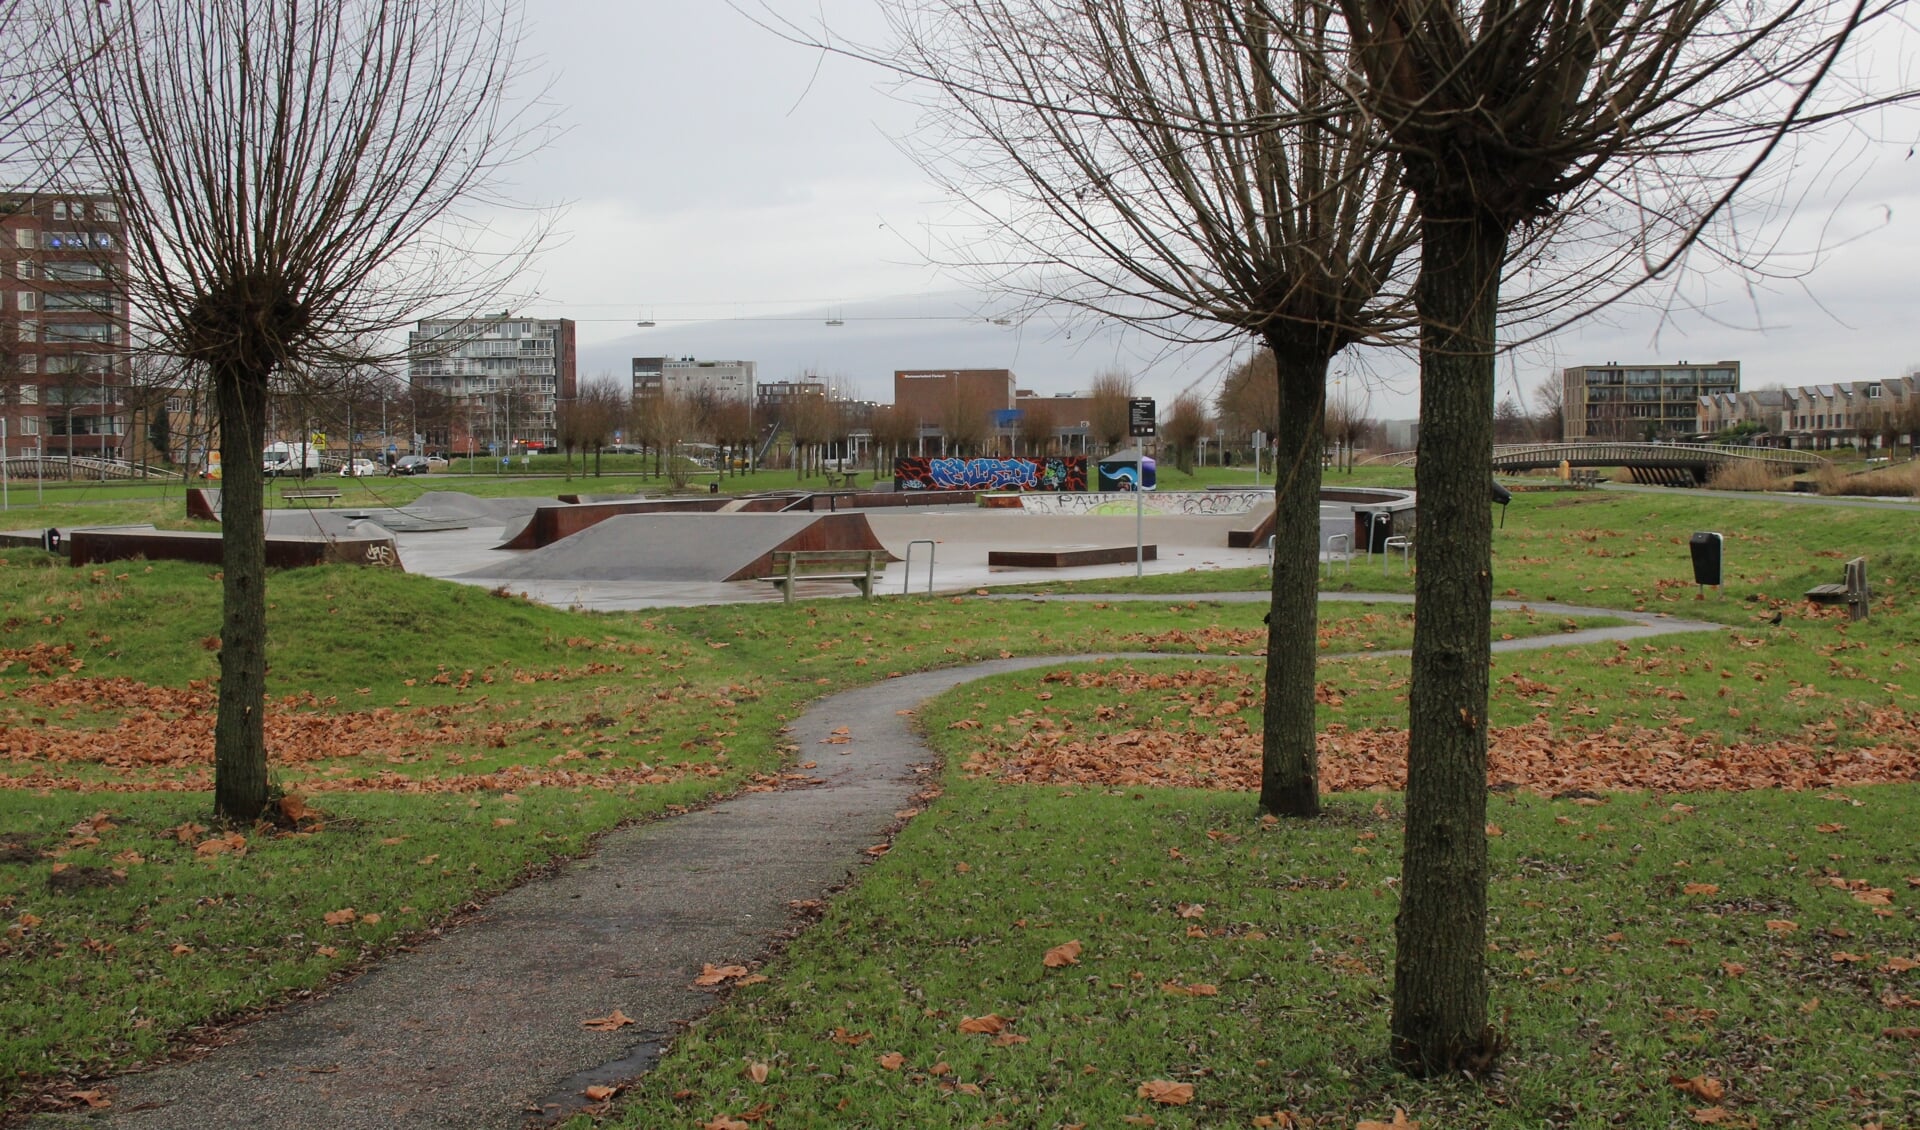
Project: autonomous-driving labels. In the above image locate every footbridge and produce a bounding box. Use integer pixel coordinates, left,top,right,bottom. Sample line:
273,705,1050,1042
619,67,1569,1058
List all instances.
1364,442,1826,486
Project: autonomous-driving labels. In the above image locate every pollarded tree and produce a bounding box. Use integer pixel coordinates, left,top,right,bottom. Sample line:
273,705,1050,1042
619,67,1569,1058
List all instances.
1161,393,1209,474
1216,350,1280,447
56,0,544,821
1086,369,1135,453
1324,0,1912,1075
870,0,1418,816
939,382,995,457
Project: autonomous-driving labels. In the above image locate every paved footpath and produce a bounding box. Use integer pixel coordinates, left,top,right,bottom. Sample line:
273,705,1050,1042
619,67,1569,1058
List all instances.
37,597,1720,1129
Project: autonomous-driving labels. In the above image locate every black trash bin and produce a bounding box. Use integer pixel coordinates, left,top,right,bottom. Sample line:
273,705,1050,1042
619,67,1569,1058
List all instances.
1688,531,1723,587
1354,510,1393,554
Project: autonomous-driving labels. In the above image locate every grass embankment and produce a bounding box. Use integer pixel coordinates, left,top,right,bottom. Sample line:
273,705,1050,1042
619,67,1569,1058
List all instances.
0,550,1598,1111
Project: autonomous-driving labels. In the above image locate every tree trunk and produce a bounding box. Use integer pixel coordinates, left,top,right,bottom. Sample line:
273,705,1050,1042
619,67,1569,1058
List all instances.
1260,344,1327,818
1391,211,1506,1076
212,360,271,823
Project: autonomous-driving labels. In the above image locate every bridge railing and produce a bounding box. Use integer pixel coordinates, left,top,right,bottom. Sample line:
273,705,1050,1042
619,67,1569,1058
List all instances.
1362,442,1827,470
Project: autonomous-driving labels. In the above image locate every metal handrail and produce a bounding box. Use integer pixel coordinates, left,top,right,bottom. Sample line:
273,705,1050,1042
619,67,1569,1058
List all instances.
1323,532,1351,579
902,539,936,595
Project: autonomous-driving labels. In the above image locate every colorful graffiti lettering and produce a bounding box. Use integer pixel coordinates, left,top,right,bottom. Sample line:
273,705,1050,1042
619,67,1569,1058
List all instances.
894,455,1087,492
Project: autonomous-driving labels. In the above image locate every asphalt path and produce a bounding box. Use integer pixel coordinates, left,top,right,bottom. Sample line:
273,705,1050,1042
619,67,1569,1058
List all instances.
35,597,1721,1129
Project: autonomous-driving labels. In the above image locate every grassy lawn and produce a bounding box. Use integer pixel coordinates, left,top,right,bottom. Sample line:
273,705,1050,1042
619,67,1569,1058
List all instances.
3,485,1916,1124
588,782,1918,1129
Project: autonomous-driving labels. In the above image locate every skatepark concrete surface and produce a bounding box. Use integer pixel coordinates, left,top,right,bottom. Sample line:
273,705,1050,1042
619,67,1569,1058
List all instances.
355,492,1357,611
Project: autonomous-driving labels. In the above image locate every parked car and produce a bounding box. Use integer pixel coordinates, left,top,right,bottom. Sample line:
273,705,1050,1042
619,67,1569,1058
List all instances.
390,455,431,476
601,443,644,455
338,458,378,478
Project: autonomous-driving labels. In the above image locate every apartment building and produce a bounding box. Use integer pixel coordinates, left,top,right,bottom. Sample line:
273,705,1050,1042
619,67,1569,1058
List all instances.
1561,361,1740,441
409,316,576,452
0,191,130,458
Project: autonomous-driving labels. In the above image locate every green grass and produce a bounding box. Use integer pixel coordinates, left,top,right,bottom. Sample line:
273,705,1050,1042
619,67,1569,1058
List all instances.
3,547,1618,1105
585,777,1918,1129
3,484,1918,1120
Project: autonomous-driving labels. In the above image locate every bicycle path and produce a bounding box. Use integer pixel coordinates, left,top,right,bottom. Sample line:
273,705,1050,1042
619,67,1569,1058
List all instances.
40,597,1721,1129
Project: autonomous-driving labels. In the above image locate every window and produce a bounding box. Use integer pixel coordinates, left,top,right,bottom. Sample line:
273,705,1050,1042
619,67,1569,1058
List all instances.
44,322,111,343
14,229,33,249
51,201,68,220
19,415,36,435
41,232,89,250
18,383,37,403
14,259,30,279
43,261,102,281
91,201,118,223
44,292,111,312
15,291,32,311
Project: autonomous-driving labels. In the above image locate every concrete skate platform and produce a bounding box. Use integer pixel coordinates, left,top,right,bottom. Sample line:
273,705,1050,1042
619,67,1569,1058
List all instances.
987,544,1157,568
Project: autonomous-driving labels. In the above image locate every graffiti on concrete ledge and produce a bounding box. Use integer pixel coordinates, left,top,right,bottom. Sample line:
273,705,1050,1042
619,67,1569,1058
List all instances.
895,455,1087,492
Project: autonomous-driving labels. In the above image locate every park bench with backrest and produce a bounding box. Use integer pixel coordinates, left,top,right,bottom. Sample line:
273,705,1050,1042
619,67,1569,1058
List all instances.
759,549,883,603
1804,556,1870,621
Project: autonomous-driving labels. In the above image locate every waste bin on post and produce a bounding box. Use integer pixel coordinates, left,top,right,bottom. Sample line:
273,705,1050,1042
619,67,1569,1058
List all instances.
1688,531,1723,589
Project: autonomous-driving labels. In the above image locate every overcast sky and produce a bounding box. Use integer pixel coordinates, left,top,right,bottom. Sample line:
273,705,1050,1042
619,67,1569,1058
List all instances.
502,1,1920,420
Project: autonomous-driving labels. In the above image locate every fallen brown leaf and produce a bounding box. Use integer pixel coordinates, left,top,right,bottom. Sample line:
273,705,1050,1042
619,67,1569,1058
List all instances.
1136,1080,1193,1106
581,1010,634,1031
1043,940,1084,968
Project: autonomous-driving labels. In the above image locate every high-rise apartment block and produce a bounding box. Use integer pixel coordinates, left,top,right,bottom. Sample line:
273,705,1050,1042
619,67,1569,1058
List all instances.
0,191,130,458
409,316,576,452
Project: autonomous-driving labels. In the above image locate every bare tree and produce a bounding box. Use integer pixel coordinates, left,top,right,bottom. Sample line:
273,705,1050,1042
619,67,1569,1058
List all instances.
646,391,704,489
858,0,1421,819
707,396,754,476
1086,369,1134,453
1492,397,1530,445
1015,400,1055,457
1324,384,1371,472
863,403,908,471
1532,377,1565,442
55,0,543,821
566,376,623,476
933,381,992,457
1215,350,1279,445
1330,0,1909,1074
785,391,836,477
1161,393,1208,475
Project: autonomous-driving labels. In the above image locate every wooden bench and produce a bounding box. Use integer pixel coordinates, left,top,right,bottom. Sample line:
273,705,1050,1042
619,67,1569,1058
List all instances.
1805,556,1871,621
759,549,883,603
282,488,343,507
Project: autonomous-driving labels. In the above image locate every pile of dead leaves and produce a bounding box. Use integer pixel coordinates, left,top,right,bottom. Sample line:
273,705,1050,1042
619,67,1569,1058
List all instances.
965,693,1920,796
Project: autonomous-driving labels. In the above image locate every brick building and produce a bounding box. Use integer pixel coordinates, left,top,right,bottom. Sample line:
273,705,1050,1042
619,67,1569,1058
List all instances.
0,191,131,458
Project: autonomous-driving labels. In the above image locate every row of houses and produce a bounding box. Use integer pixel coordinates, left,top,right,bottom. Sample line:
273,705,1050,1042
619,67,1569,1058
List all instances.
1698,375,1920,450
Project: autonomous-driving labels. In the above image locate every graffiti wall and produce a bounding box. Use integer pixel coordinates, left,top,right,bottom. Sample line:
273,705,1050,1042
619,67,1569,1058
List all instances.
894,455,1087,492
1018,489,1271,517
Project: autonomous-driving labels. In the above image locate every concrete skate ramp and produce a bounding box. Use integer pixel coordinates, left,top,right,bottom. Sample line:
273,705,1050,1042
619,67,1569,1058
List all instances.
463,512,893,583
410,491,548,524
497,497,736,550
